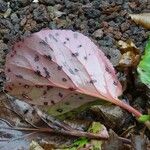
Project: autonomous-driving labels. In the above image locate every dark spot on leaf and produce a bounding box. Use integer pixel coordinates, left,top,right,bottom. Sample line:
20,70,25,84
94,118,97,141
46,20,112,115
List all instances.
78,45,82,48
44,55,52,61
69,68,75,74
72,52,79,57
58,92,63,98
141,69,145,72
7,68,11,72
66,38,69,41
105,66,111,73
16,74,23,78
51,100,55,105
79,97,83,99
62,78,67,82
47,85,53,90
43,90,47,95
24,84,29,88
23,109,29,114
57,109,63,113
17,44,21,48
68,87,76,91
8,86,12,91
74,68,79,72
35,70,42,77
84,56,87,60
19,83,21,85
57,65,63,70
39,40,48,46
34,55,40,62
49,34,58,42
12,84,14,86
63,41,67,44
43,67,50,78
113,81,118,86
43,102,48,105
90,79,97,84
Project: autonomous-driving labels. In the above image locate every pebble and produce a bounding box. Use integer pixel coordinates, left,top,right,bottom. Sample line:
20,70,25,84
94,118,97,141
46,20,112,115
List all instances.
93,29,104,39
121,22,130,32
33,5,50,22
0,0,7,13
10,13,20,24
39,0,55,5
84,8,101,18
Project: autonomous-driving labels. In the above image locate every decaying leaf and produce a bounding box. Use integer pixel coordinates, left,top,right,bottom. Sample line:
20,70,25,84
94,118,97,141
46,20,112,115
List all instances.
129,13,150,29
90,105,125,129
4,29,142,118
102,130,127,150
118,40,140,54
118,40,140,67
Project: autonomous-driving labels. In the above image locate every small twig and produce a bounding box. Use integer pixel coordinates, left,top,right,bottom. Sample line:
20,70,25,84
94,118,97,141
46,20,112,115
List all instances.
0,126,132,144
0,126,109,140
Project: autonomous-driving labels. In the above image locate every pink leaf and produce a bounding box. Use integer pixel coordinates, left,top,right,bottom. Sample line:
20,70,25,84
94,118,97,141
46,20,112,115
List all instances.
4,29,141,117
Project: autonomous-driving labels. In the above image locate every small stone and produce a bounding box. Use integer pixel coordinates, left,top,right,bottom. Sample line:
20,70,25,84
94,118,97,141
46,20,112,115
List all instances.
9,0,32,10
121,22,130,32
0,0,7,13
101,21,109,28
128,2,137,9
39,0,55,5
33,5,49,22
20,16,27,26
0,40,8,65
24,19,37,31
10,13,20,24
91,105,127,129
84,8,101,18
101,47,121,66
93,29,103,39
114,31,122,40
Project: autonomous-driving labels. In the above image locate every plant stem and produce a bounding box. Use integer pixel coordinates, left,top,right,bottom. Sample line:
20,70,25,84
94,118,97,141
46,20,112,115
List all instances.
111,98,142,117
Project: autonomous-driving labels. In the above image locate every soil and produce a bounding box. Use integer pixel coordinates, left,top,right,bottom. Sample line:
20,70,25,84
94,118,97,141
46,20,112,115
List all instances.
0,0,150,149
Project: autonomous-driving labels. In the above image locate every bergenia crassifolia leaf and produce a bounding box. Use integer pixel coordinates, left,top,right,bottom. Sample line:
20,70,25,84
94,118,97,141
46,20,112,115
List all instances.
138,37,150,88
4,29,141,117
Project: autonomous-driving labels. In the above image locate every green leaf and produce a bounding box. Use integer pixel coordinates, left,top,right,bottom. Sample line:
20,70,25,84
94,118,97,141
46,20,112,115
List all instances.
88,122,103,134
138,115,150,123
73,137,89,148
137,37,150,87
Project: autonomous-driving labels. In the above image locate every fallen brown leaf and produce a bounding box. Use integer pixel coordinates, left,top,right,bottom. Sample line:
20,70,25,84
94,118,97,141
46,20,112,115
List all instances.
118,40,140,67
129,13,150,29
